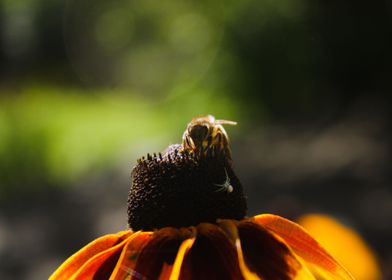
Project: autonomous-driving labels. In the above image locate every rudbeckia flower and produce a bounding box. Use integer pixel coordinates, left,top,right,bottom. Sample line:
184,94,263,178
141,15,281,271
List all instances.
50,115,354,280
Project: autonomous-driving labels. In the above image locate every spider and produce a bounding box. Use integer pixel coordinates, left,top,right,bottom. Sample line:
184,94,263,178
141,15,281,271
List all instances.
214,168,233,193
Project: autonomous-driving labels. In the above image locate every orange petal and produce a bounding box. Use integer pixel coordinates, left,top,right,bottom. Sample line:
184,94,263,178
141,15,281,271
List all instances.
110,231,153,280
237,220,303,280
298,214,381,280
235,239,260,280
218,220,259,280
169,238,195,280
71,234,135,279
130,227,195,280
178,223,245,280
255,214,354,280
159,263,174,280
221,220,314,280
49,230,133,280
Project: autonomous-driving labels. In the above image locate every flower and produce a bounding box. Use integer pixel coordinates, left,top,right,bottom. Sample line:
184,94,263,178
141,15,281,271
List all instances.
50,116,354,279
50,215,353,279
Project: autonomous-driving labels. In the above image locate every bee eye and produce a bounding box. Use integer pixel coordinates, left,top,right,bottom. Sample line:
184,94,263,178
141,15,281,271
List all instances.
189,125,209,141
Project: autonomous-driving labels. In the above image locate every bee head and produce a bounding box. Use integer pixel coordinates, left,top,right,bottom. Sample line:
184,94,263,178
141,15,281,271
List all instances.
188,123,210,145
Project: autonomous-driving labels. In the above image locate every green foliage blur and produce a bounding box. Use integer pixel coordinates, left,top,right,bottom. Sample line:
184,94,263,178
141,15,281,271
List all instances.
1,0,391,197
0,85,239,197
0,0,240,198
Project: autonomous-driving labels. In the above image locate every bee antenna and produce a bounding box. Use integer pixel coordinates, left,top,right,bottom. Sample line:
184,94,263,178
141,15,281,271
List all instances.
158,153,163,161
215,119,237,126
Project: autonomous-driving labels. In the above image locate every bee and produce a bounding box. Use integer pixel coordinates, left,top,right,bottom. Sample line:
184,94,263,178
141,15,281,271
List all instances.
181,115,237,159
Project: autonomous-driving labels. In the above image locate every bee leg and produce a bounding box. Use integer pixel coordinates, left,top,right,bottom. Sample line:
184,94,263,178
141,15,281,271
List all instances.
184,135,195,151
215,132,222,148
217,132,230,160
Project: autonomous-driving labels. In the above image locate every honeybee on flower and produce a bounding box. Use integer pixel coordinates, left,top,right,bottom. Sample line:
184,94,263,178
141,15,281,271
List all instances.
182,114,237,160
50,115,354,280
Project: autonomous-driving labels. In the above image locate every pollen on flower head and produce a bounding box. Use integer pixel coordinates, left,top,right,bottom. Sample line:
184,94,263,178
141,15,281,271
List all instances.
127,144,247,230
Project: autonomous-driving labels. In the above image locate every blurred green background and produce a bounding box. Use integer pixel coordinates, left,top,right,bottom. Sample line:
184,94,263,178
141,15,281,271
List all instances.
0,0,391,279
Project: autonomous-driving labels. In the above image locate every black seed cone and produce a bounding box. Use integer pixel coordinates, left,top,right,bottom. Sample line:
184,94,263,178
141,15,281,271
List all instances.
127,144,247,230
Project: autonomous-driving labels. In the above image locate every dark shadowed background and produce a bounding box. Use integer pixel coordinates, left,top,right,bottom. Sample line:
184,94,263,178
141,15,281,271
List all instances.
0,0,391,279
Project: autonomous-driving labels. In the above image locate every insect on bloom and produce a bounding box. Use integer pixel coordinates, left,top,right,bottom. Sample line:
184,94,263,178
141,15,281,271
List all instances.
182,115,237,160
50,115,354,280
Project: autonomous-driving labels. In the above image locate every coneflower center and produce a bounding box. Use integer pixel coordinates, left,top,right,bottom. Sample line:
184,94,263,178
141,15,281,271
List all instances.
127,145,247,230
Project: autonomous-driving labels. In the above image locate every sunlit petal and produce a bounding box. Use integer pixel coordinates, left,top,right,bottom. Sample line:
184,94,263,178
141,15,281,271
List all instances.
50,230,133,280
179,223,244,279
237,220,302,279
71,233,134,279
169,238,195,280
110,231,152,280
158,263,174,280
127,227,195,279
255,214,354,280
298,214,381,280
292,262,316,280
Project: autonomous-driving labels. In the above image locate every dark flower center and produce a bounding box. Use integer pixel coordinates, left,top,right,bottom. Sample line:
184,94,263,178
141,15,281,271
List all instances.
127,145,247,230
